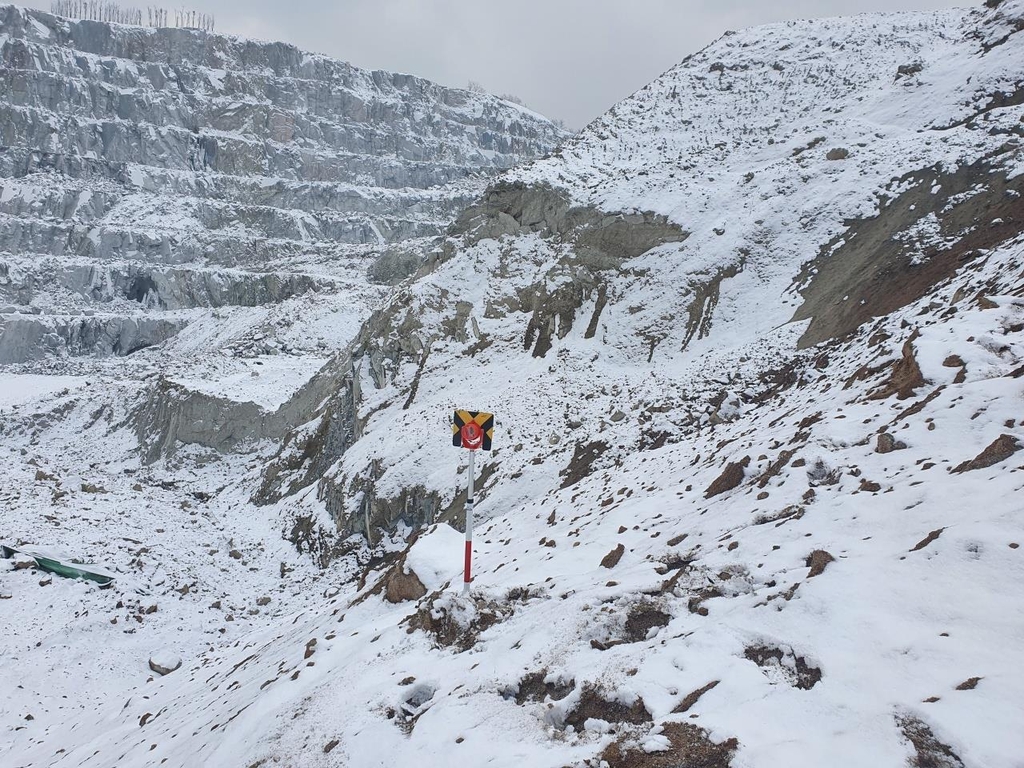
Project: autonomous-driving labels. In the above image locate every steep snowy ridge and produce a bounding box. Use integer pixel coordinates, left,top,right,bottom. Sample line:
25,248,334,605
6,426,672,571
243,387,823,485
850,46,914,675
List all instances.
2,2,1023,767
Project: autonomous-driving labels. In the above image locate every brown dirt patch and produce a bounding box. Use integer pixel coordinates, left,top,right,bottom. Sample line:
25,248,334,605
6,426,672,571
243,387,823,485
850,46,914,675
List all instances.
744,644,822,690
564,685,652,731
911,528,946,552
561,440,610,489
756,449,797,488
598,721,738,768
791,160,1024,348
897,714,965,767
624,602,672,642
514,670,575,704
955,676,982,691
805,550,835,578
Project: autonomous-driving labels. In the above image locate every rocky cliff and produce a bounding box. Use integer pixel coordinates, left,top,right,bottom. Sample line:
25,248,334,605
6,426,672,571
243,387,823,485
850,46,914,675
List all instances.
0,4,565,362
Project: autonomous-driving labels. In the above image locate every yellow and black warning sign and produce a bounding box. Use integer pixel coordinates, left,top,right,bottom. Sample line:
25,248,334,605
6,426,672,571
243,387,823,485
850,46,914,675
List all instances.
452,410,494,451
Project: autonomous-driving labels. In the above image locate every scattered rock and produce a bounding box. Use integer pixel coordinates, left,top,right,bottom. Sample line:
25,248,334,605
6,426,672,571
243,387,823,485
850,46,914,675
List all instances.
148,652,182,676
705,456,750,498
876,433,907,453
673,680,720,713
952,434,1021,472
911,528,945,552
601,543,626,569
304,638,317,659
256,596,271,606
869,333,926,400
385,566,427,604
805,550,835,578
826,147,850,160
955,676,982,690
80,482,107,494
12,554,36,570
323,739,340,754
942,355,965,367
228,549,243,560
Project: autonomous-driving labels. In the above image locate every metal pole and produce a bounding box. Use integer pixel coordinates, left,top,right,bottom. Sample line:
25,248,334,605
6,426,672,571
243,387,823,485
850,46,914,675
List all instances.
463,449,474,595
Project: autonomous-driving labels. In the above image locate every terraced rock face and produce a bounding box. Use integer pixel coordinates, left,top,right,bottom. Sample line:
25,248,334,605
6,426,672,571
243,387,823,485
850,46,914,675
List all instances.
0,4,565,362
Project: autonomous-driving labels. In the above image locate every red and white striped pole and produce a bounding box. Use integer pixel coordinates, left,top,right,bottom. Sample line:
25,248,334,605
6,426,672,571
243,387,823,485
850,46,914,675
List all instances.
463,448,474,595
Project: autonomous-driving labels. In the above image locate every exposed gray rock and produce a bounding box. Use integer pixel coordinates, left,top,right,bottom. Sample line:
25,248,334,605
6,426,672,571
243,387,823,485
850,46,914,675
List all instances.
0,313,186,363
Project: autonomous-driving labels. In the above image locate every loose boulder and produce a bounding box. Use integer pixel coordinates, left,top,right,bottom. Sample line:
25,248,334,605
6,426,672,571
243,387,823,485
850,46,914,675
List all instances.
148,651,182,676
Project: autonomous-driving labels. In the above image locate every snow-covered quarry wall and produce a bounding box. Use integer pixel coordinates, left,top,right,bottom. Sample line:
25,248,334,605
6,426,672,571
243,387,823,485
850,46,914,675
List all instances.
0,4,566,361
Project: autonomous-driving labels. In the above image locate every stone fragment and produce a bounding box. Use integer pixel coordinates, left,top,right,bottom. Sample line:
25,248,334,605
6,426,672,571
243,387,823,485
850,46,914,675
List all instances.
704,456,750,498
149,651,182,676
952,434,1021,473
600,543,625,569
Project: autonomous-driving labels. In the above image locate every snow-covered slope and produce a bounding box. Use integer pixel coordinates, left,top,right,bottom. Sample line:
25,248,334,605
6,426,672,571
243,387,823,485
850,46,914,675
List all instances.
3,1,1024,767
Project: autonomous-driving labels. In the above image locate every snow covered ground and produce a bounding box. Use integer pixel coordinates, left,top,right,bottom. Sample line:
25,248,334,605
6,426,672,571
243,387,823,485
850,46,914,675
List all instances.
0,373,86,411
1,1,1023,767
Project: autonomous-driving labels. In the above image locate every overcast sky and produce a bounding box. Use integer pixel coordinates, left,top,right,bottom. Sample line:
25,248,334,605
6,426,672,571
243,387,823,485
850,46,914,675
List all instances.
32,0,977,128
